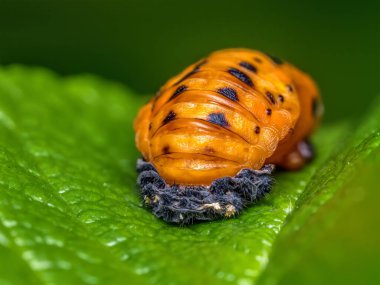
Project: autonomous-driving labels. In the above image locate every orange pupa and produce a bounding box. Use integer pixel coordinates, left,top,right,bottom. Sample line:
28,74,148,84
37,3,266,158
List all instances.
134,48,323,224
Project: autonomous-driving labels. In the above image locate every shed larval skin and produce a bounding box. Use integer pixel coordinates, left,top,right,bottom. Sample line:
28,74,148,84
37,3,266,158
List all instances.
134,48,323,186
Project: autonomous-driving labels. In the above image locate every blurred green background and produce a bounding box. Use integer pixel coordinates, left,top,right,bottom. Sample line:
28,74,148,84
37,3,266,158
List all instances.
0,0,379,123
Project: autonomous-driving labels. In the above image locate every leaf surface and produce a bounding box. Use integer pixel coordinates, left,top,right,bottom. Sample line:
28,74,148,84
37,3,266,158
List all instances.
0,66,378,285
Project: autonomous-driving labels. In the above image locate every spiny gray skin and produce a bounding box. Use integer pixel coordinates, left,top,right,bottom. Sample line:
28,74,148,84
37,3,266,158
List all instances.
136,159,274,225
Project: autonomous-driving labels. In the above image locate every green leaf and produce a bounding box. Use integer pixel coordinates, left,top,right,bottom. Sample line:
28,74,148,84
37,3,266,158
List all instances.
0,65,379,285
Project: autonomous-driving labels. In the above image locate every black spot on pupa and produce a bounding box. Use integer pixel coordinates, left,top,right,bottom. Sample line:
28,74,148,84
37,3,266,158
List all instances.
151,98,157,111
175,60,207,85
254,126,260,134
207,113,229,127
228,68,254,87
266,108,272,116
278,94,284,103
217,87,238,101
163,111,176,125
254,57,262,63
170,85,187,100
286,84,294,92
194,59,207,70
162,145,170,154
266,91,276,104
267,54,283,65
239,61,257,73
149,123,152,130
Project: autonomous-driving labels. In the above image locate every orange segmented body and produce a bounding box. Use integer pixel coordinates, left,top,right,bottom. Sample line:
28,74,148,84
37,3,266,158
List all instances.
134,48,323,186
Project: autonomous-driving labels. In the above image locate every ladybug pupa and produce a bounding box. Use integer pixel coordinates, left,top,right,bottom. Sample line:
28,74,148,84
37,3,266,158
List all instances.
134,48,323,224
